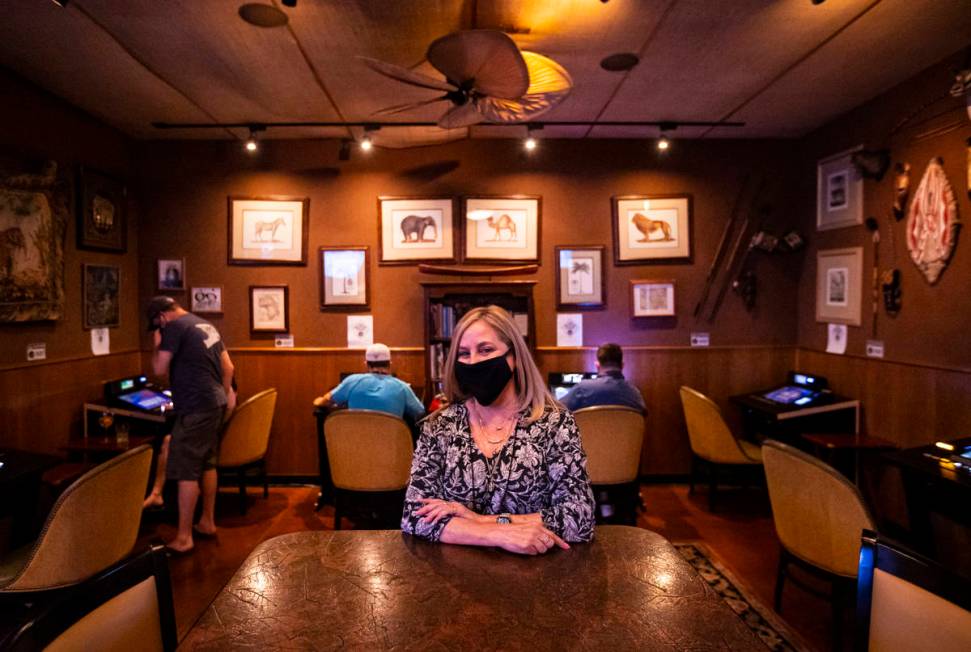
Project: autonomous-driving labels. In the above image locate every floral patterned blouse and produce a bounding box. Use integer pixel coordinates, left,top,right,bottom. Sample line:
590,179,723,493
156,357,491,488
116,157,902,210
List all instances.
401,402,596,543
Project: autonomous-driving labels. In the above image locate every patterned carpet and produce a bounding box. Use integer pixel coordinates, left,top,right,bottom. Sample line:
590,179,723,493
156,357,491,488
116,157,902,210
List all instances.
674,543,812,652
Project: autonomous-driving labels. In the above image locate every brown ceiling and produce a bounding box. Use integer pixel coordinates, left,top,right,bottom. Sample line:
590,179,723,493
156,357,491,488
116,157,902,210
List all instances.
2,0,969,146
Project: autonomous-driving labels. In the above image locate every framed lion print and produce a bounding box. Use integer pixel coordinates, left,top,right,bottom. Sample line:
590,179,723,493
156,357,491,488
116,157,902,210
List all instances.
613,195,692,265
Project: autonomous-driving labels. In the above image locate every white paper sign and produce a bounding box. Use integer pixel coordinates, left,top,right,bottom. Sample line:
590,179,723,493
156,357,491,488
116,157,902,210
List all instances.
91,328,110,356
690,332,710,347
865,340,884,358
26,342,46,361
826,323,847,354
347,315,374,348
274,334,294,348
556,313,583,347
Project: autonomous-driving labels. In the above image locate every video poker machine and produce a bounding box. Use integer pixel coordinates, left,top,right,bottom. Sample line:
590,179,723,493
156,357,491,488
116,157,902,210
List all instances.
83,375,174,439
731,371,859,441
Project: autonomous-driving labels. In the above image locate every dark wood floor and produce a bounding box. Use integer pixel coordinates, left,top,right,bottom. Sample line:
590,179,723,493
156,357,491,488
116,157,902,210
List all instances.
137,483,842,651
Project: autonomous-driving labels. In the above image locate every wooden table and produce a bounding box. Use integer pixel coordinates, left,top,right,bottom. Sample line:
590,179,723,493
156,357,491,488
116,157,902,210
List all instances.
180,526,764,651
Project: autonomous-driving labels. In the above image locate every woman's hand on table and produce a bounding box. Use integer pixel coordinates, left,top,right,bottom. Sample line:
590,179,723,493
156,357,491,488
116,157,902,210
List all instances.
417,498,481,524
491,521,569,555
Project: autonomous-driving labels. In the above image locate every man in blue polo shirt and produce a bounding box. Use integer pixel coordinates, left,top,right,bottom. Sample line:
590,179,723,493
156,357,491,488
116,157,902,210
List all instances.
314,343,424,422
561,343,646,413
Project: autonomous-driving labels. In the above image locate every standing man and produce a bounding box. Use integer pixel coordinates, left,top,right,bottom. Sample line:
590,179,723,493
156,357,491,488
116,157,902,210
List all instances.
313,343,424,423
147,295,236,554
561,343,646,413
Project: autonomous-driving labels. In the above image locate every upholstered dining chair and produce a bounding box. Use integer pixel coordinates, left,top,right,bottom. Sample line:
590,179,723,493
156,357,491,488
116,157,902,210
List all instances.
5,544,177,652
217,388,277,515
0,444,152,594
678,386,763,511
573,405,645,524
856,530,971,652
762,439,876,651
324,409,414,530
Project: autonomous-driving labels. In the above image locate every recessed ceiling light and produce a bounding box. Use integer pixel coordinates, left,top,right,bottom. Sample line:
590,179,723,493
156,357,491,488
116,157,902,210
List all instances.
600,53,639,72
238,3,288,28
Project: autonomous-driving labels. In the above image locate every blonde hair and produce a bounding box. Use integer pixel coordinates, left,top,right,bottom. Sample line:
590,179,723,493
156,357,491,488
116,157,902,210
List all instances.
443,305,557,423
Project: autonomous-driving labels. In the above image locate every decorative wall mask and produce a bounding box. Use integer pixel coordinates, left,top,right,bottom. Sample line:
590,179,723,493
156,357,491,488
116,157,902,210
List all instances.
0,160,66,322
892,162,910,221
906,158,960,284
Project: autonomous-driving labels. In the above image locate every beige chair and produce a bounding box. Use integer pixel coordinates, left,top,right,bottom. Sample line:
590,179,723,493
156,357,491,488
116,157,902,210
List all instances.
217,388,277,515
7,544,177,651
763,439,875,650
324,409,414,530
679,386,762,511
0,445,152,593
857,530,971,652
573,405,645,524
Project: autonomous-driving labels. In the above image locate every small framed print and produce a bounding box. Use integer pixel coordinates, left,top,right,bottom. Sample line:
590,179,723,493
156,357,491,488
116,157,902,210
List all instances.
378,196,456,264
250,285,289,333
82,264,120,329
462,196,541,264
157,258,185,291
613,195,692,265
556,246,605,310
190,286,223,314
817,146,863,231
816,247,862,325
228,196,309,265
631,280,675,317
320,246,369,309
77,167,126,252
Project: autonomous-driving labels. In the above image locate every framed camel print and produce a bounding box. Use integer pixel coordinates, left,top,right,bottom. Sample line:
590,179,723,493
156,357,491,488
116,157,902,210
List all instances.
612,194,692,265
228,196,309,265
378,196,456,265
462,195,541,264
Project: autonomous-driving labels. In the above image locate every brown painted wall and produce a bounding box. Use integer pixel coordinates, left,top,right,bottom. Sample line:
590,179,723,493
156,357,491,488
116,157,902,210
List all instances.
134,137,803,351
0,68,141,452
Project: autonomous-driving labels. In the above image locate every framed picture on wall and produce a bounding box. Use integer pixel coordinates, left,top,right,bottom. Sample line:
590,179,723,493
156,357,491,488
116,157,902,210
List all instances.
320,246,369,309
817,146,863,231
82,264,120,329
630,280,675,317
816,247,862,325
378,196,456,264
190,286,222,314
613,195,692,265
249,285,289,333
77,167,126,253
157,258,185,291
555,245,606,310
461,196,540,264
228,196,309,265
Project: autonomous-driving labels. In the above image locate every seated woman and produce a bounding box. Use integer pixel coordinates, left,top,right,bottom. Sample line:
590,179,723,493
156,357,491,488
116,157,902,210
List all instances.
402,305,595,555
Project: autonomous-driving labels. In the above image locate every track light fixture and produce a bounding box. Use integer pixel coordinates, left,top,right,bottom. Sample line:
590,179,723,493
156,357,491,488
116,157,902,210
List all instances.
656,121,676,152
360,125,379,152
244,125,264,153
523,124,541,151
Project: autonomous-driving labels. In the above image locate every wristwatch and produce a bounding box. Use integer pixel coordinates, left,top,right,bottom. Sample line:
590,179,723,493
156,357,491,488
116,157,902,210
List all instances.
496,513,512,525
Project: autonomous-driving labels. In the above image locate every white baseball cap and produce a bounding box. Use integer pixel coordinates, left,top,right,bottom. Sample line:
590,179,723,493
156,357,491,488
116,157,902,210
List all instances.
365,343,391,363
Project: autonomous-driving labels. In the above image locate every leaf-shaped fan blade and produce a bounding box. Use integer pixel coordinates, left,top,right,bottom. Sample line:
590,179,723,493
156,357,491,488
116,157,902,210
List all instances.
438,102,484,129
370,126,469,149
476,51,573,123
359,57,456,92
372,97,448,117
426,30,529,100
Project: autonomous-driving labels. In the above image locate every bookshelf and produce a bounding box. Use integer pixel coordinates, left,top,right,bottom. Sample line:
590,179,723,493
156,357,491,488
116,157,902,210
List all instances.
421,281,537,401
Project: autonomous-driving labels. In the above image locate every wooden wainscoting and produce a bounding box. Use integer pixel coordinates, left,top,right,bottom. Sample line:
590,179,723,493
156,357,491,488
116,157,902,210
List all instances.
795,349,971,449
0,351,143,454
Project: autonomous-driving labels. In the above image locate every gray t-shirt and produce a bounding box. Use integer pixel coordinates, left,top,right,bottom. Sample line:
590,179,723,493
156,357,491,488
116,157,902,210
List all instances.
159,313,227,414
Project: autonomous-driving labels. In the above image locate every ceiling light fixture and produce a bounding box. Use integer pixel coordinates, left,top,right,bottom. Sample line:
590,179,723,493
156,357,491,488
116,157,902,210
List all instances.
656,121,676,152
50,0,69,7
524,124,541,151
244,125,264,153
238,3,288,28
360,125,379,152
600,53,639,72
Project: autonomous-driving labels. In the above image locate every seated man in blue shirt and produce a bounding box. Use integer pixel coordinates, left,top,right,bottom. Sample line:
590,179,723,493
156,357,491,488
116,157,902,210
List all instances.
313,343,424,422
561,343,646,413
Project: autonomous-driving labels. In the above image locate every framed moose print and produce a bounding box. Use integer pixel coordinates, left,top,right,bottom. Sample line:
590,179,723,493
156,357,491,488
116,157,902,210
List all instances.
378,196,456,264
613,195,692,264
320,246,369,309
631,280,676,317
249,285,289,333
817,146,863,231
77,167,126,252
816,247,862,325
556,246,606,310
462,196,540,264
228,196,309,265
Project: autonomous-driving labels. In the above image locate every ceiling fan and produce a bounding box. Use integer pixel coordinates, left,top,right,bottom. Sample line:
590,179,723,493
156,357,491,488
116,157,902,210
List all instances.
361,30,573,129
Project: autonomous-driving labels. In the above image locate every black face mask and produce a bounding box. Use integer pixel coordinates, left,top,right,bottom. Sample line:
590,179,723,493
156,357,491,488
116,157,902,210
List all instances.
455,353,513,406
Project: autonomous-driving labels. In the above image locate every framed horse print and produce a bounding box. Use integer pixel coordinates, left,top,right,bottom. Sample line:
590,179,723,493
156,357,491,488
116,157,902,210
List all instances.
228,196,309,265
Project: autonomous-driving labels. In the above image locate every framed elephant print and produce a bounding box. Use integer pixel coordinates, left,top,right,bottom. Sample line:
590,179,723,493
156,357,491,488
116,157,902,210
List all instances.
228,196,309,265
378,196,456,265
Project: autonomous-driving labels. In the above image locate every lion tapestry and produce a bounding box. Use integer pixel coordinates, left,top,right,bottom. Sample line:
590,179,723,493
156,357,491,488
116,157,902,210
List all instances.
0,160,67,322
